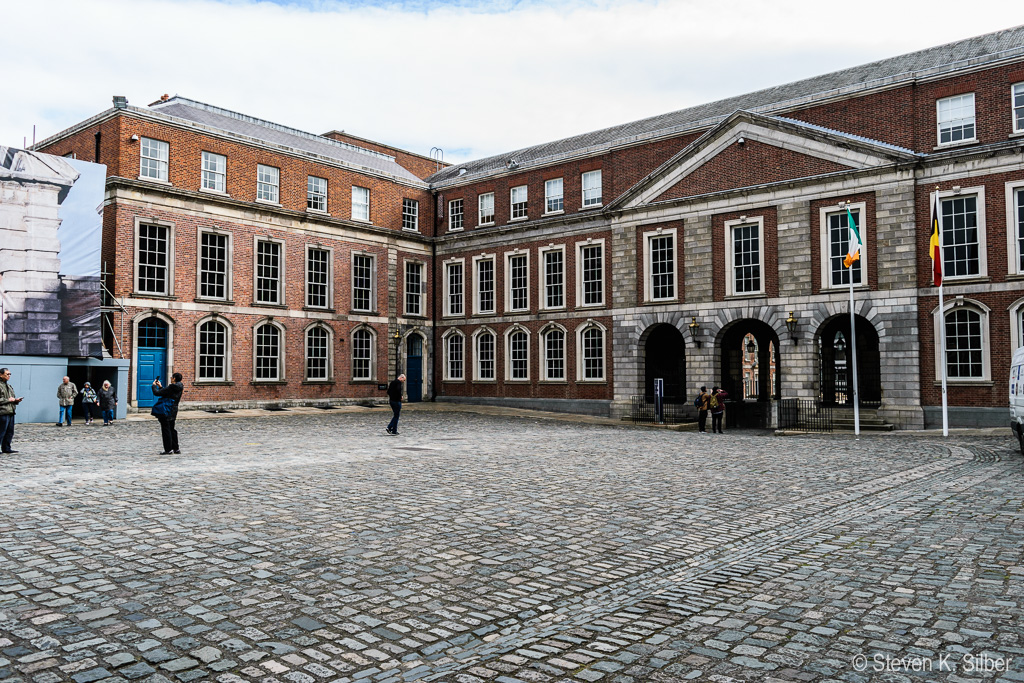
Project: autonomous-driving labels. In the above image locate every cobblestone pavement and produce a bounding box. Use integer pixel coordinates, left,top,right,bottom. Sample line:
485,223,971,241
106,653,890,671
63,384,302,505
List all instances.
1,409,1022,683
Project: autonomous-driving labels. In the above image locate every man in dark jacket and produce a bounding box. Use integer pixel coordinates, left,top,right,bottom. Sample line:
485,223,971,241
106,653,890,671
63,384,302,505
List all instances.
385,374,405,436
0,368,25,454
152,372,184,454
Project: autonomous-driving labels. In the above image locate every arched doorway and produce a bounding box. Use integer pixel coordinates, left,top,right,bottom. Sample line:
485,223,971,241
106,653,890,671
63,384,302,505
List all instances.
818,315,881,407
719,319,780,428
644,324,686,401
406,334,423,402
136,317,168,408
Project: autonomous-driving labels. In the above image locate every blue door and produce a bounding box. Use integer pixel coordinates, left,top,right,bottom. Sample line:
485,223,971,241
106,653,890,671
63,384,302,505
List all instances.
406,335,423,403
136,318,168,408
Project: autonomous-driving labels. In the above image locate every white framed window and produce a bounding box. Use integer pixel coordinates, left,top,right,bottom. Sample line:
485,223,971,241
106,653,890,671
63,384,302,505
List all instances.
819,203,867,290
936,186,987,281
449,199,464,231
197,317,230,382
540,246,565,310
306,246,332,309
352,186,370,222
201,152,226,193
254,238,284,305
305,324,332,382
478,192,494,226
474,255,495,315
135,220,173,295
577,321,606,381
307,176,327,212
545,178,564,214
253,321,284,382
1005,181,1024,275
541,324,566,381
474,328,496,381
932,299,990,384
402,198,419,231
444,330,465,381
405,261,424,316
140,137,169,181
352,253,375,312
505,326,530,381
1010,298,1024,350
352,327,375,381
576,240,605,307
198,230,231,301
937,93,976,145
725,216,765,296
445,259,465,317
643,228,677,302
505,251,529,312
582,170,602,208
257,164,280,203
511,185,528,220
1013,83,1024,134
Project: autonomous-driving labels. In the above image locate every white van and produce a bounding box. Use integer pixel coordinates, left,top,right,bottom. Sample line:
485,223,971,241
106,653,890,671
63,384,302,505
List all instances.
1011,347,1024,454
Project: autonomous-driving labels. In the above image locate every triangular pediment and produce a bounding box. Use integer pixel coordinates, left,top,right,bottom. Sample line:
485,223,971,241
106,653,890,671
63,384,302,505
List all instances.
612,111,918,210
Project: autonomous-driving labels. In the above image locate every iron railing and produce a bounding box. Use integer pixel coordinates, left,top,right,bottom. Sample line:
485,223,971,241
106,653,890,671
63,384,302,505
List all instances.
630,396,693,425
777,399,833,432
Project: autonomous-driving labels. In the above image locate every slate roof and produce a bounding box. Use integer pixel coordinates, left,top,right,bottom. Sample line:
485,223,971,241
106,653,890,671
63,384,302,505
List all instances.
427,25,1024,186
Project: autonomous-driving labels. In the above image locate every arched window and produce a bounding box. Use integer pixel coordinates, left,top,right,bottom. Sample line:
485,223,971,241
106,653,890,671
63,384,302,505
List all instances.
475,329,495,381
352,328,373,381
506,327,529,381
138,318,168,348
254,322,283,381
198,319,229,381
306,325,331,381
444,331,464,381
932,299,990,383
542,326,565,381
577,323,605,381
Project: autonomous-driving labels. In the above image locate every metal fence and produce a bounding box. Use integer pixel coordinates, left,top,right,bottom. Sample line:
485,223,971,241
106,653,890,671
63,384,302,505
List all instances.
630,396,693,425
777,399,833,432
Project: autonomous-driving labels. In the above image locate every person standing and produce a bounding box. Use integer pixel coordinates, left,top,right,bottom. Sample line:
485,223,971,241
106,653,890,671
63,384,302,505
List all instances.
97,380,117,426
710,386,729,434
152,372,184,454
80,382,99,425
0,368,24,454
56,376,77,427
385,374,405,436
696,385,711,434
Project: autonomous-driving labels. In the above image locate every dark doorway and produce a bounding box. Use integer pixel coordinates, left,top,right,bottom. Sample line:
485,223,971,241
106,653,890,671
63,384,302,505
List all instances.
406,335,423,403
644,324,687,401
136,318,168,409
818,315,881,408
719,319,780,428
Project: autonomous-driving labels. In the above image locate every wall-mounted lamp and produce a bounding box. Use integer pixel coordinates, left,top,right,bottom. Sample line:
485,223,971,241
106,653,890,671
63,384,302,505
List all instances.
737,137,745,146
785,311,799,344
745,337,756,354
129,134,139,142
688,316,701,348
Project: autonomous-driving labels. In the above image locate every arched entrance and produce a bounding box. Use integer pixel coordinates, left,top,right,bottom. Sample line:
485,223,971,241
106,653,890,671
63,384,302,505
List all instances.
817,315,881,407
719,319,780,428
643,324,686,401
135,317,168,408
405,334,423,403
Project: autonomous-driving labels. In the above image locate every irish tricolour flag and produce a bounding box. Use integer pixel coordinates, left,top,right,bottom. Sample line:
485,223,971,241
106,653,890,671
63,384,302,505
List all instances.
843,207,861,269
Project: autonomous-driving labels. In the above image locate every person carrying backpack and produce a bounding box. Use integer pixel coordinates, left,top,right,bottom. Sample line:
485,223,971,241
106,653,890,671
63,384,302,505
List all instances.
710,386,729,434
695,386,711,433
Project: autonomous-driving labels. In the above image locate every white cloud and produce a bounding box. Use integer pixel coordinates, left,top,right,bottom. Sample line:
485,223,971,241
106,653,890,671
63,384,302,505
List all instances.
1,0,1017,162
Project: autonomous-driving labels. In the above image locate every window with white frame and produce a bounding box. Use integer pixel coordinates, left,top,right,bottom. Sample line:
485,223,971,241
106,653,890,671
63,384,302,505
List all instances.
402,198,419,231
476,257,495,314
545,178,563,214
542,248,564,309
578,242,604,306
726,217,764,296
306,247,331,309
511,185,528,220
352,328,373,380
646,231,676,301
352,186,370,221
201,152,226,192
823,206,865,288
254,322,282,381
507,328,529,381
933,300,991,383
543,326,565,381
446,261,464,316
449,199,464,231
140,138,168,181
579,324,605,381
199,231,229,300
445,332,464,380
479,192,494,225
582,170,602,207
257,164,280,203
405,261,423,316
941,194,981,278
1012,300,1024,349
507,253,528,312
255,239,282,305
198,319,228,381
307,176,327,212
937,93,976,145
1014,83,1024,133
306,325,330,381
137,223,170,294
1008,183,1024,275
476,330,495,380
352,254,374,312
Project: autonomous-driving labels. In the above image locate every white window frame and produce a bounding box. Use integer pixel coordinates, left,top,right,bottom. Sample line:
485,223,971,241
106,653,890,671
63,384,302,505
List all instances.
402,198,419,232
351,252,377,313
1005,180,1024,276
444,258,465,318
352,186,370,222
1009,297,1024,350
643,228,678,302
473,254,496,315
134,218,175,296
504,250,530,313
724,216,765,297
201,151,226,194
575,239,606,308
252,319,285,383
478,192,495,226
473,327,497,382
935,186,987,282
351,326,376,382
540,323,567,382
196,228,233,301
253,237,285,306
932,298,991,384
304,323,334,383
305,245,333,310
582,170,602,208
448,198,464,232
510,185,528,221
139,137,169,182
544,178,564,215
936,93,977,146
539,245,566,311
576,321,607,382
307,175,328,213
443,329,465,381
195,315,232,383
1013,82,1024,134
404,260,426,317
256,164,280,204
504,325,531,382
818,202,868,291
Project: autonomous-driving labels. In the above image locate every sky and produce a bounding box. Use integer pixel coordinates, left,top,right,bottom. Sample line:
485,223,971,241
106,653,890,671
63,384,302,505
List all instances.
2,0,1019,164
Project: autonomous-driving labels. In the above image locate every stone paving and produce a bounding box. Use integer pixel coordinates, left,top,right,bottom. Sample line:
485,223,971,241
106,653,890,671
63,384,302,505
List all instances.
0,407,1022,683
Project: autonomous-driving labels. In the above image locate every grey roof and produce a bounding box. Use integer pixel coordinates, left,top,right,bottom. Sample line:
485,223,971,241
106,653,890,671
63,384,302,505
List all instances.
148,98,425,185
428,25,1024,186
771,117,919,156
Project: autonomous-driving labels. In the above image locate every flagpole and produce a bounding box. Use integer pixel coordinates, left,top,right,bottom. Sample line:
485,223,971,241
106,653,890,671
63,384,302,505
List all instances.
844,202,860,436
935,189,949,437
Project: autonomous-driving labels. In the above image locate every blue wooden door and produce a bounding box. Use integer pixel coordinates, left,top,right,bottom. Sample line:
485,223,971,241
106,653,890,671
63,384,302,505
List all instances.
406,336,422,403
136,348,165,408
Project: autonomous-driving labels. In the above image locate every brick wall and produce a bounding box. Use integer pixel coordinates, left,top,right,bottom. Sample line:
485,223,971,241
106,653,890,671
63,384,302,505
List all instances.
711,208,779,300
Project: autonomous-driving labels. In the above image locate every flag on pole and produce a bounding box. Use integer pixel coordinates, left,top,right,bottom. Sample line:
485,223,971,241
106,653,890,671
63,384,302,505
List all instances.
843,207,861,268
929,193,942,286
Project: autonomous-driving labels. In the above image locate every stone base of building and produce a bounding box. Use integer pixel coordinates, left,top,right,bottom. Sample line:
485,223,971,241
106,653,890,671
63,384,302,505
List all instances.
436,396,612,417
877,406,925,431
923,407,1010,429
132,396,390,414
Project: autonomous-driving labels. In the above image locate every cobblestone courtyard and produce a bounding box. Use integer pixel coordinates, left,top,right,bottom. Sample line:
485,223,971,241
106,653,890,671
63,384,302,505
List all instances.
0,408,1022,683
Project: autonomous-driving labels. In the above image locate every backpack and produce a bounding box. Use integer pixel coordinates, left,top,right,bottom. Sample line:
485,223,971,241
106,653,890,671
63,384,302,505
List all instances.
693,394,702,408
709,393,719,410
